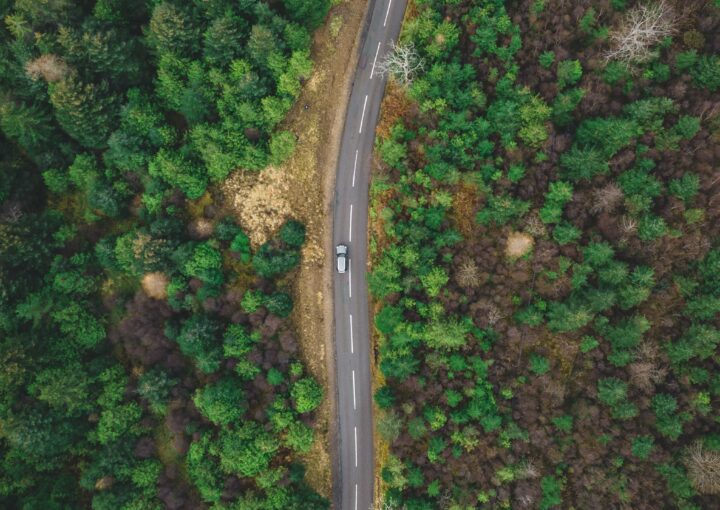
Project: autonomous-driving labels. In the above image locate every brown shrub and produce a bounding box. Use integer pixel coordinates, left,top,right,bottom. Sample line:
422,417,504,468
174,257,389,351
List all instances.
25,54,70,82
505,231,534,259
682,29,705,49
376,80,412,140
451,182,480,238
187,217,213,239
142,272,169,300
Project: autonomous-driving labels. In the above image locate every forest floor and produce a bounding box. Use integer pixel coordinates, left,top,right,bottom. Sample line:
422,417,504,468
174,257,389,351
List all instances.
222,0,369,499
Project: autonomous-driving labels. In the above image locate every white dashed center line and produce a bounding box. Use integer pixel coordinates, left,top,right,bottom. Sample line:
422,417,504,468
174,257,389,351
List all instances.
358,95,368,134
349,204,353,242
352,149,358,187
384,0,393,26
352,369,356,410
370,41,381,79
349,314,354,353
354,426,358,467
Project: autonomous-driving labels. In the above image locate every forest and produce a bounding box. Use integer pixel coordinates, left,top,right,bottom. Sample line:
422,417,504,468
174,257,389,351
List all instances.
370,0,720,508
0,0,331,508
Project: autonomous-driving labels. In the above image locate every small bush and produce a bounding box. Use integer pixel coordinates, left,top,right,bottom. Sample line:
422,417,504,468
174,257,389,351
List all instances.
632,435,655,459
557,60,582,89
529,353,550,375
539,51,555,68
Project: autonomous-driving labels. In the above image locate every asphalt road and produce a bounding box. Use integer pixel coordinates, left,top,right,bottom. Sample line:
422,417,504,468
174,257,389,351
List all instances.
331,0,407,509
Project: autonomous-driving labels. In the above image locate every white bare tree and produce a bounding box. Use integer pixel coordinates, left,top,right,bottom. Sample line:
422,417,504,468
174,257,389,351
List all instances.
376,41,424,85
604,1,677,64
685,441,720,495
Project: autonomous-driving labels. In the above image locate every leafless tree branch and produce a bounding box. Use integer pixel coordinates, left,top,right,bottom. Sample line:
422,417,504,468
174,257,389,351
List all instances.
376,41,425,86
605,1,677,63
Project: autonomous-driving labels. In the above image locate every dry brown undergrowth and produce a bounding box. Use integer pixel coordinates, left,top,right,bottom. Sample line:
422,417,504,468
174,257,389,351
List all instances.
223,167,293,248
506,231,534,259
141,272,168,300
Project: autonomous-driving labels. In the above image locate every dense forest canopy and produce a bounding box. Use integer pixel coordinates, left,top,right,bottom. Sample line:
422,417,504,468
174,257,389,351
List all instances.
371,0,720,509
0,0,330,508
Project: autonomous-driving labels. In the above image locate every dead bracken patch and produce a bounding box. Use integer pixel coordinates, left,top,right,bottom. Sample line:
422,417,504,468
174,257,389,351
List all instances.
450,182,480,239
141,272,169,300
505,231,534,259
222,167,292,247
25,54,70,82
376,80,412,140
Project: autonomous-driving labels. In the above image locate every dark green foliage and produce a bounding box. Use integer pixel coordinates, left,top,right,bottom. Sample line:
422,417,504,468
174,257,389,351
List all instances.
540,476,563,509
637,214,667,241
219,421,279,477
669,173,699,203
171,314,223,374
0,0,325,506
285,420,314,453
137,369,176,415
690,55,720,91
230,231,252,263
193,376,247,425
557,60,582,89
652,394,687,440
291,377,323,413
575,117,639,158
658,463,698,506
552,88,585,127
253,220,305,279
476,193,530,226
631,435,654,459
552,222,582,245
529,353,550,375
281,0,331,29
539,51,555,68
560,146,609,181
280,220,306,248
553,415,573,433
149,146,208,199
366,1,716,508
264,291,294,317
48,74,120,149
598,377,629,407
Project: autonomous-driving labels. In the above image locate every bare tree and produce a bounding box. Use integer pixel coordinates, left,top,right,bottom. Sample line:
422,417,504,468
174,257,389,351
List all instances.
590,182,624,215
605,1,677,63
456,259,481,288
1,202,23,223
373,498,404,510
516,459,540,480
685,441,720,495
376,41,424,85
630,342,666,391
524,213,547,237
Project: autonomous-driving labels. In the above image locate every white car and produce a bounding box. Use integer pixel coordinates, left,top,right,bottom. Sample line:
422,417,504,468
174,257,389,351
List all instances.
336,244,348,273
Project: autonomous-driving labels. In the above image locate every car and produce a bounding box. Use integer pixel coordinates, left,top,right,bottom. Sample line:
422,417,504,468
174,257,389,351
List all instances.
336,244,348,273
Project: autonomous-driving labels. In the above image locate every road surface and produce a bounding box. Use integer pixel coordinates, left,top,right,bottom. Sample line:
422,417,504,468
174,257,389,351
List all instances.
332,0,407,508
